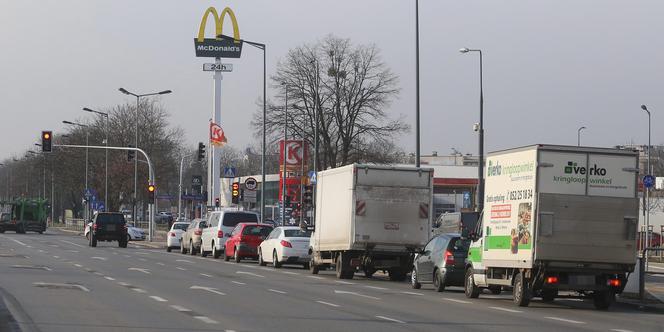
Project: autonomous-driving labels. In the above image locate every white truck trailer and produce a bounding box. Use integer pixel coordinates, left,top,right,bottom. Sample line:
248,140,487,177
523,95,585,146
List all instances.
309,164,433,280
464,145,639,309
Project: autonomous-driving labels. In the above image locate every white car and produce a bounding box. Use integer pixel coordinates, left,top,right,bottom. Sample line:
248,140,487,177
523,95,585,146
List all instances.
200,210,259,259
166,222,190,252
258,226,312,268
126,223,146,241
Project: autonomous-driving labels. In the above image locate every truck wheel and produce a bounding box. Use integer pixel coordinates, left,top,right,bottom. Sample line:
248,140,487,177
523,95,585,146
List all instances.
336,253,352,279
433,268,446,292
513,272,532,307
541,289,557,302
310,258,319,274
593,290,615,310
388,268,407,282
465,268,480,298
489,285,502,295
411,267,422,289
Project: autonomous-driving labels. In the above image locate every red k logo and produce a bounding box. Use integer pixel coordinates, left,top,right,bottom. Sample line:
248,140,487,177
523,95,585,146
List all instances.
210,122,227,146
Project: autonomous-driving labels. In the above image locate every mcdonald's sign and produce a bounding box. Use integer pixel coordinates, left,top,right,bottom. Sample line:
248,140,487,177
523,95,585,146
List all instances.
194,7,242,58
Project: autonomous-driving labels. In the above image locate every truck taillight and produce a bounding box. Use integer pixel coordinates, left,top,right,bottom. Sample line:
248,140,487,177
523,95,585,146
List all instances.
545,276,559,284
280,240,292,248
607,278,621,287
444,250,454,265
194,229,202,236
217,230,224,238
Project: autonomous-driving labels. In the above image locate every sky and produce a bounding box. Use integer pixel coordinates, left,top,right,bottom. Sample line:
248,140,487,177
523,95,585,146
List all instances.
1,0,662,160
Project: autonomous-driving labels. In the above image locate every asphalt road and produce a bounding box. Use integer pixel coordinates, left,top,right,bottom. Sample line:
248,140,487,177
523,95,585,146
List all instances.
0,230,662,332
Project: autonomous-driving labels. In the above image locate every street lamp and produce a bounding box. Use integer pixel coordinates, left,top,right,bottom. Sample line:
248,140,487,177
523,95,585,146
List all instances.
641,104,652,255
415,0,421,167
118,88,171,222
577,126,586,146
219,34,267,222
281,82,289,223
83,107,109,211
460,47,485,213
63,120,90,219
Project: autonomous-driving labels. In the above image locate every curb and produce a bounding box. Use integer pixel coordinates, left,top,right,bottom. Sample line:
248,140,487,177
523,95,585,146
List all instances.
131,241,167,249
617,293,664,313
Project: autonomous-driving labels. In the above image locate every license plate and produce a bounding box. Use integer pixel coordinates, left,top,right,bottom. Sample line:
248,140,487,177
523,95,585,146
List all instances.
569,275,594,285
384,222,400,230
106,225,116,231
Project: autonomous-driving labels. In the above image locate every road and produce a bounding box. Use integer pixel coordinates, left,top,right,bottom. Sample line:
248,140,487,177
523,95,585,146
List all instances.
0,230,662,332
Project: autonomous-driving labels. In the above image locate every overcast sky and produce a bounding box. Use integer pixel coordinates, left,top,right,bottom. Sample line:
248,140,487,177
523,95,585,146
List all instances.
1,0,662,160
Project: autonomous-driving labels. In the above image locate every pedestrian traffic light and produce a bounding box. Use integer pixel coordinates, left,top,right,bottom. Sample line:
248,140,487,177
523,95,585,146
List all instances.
303,185,313,205
41,131,52,153
147,184,156,203
231,182,240,204
215,197,220,207
127,145,135,162
197,142,206,161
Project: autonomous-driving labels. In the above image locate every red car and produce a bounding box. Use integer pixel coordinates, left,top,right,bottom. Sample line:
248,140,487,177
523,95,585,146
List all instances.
224,223,273,263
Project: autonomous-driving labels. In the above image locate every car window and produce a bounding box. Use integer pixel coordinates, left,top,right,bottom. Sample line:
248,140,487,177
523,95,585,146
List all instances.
424,237,437,252
222,213,258,227
267,228,279,240
208,213,219,227
284,229,311,238
198,221,207,228
173,223,189,231
96,214,125,223
434,237,449,253
242,225,273,237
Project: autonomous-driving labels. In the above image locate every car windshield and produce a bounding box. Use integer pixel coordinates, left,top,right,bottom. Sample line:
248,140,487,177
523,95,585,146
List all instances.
173,223,189,231
97,214,125,223
223,213,258,227
284,229,311,238
242,225,273,237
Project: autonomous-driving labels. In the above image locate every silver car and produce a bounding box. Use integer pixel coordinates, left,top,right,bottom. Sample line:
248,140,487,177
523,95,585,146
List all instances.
180,218,206,255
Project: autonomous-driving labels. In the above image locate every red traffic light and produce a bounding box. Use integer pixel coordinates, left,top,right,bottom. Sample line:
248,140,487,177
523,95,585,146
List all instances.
232,182,239,190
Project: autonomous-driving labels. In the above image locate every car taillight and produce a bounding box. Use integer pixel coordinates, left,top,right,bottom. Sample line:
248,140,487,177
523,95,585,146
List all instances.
169,232,175,237
444,250,454,265
607,278,621,287
281,240,292,248
93,224,98,230
123,224,128,230
217,230,224,238
194,229,202,236
545,276,559,284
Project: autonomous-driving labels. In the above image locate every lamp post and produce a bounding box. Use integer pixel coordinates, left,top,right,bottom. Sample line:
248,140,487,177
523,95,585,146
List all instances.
63,120,89,219
460,47,485,213
83,107,109,210
415,0,421,167
577,126,586,146
282,83,289,223
641,105,652,257
219,34,266,222
118,88,171,222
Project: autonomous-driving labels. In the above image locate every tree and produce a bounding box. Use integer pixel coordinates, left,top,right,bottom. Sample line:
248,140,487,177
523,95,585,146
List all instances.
253,35,408,170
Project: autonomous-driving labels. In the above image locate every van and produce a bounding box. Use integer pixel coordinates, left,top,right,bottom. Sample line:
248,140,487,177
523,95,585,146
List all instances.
200,210,260,259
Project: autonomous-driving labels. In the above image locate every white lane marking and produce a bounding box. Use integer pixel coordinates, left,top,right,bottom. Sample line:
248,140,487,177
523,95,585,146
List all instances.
401,291,424,296
308,276,324,280
93,272,103,276
52,256,60,259
176,259,194,264
104,276,115,281
66,250,79,253
316,300,340,307
113,252,118,255
443,298,471,304
365,286,388,291
194,316,218,324
190,285,226,296
156,262,165,266
8,238,27,246
132,288,147,293
236,271,265,278
335,280,355,285
200,273,213,278
128,268,150,274
60,240,84,248
33,282,89,292
268,289,287,294
282,271,299,275
489,306,523,313
375,315,406,324
138,258,147,262
150,296,167,302
118,282,131,286
135,251,151,255
74,264,82,268
170,305,191,312
611,329,634,332
91,257,107,261
176,267,187,271
231,281,246,285
544,317,585,324
38,250,45,253
334,290,381,300
26,245,33,248
12,265,51,271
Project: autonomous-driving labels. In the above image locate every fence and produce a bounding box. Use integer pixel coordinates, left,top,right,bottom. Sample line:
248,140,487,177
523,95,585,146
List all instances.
63,218,86,232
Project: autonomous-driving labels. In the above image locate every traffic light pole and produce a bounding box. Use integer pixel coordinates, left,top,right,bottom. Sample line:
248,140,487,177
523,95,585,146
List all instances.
53,144,157,241
178,155,191,220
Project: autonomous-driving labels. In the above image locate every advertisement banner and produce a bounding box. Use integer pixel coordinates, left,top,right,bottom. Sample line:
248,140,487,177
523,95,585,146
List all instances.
194,7,243,58
279,140,309,170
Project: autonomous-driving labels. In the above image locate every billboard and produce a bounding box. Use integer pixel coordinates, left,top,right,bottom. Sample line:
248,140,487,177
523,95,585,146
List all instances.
278,140,309,203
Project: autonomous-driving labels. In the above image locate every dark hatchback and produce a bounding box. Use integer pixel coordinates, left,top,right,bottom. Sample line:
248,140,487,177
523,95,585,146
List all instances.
411,233,470,291
89,212,128,248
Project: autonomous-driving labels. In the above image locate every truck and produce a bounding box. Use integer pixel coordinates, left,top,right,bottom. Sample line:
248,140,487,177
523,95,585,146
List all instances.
464,145,639,310
0,198,49,234
308,164,433,280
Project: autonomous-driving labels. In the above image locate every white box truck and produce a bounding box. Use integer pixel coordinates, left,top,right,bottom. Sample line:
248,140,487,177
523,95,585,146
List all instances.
464,145,639,309
309,164,433,280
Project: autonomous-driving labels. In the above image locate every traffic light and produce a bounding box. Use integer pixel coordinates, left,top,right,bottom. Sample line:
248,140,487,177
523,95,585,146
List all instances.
127,145,135,162
231,182,240,204
303,185,313,205
147,184,156,203
197,142,206,161
41,131,52,153
215,197,220,207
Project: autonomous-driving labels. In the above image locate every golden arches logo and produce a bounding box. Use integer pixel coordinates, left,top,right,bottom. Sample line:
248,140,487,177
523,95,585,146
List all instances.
197,7,240,43
193,7,242,58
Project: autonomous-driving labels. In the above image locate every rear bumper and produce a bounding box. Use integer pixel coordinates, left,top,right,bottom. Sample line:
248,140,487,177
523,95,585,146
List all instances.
237,244,258,257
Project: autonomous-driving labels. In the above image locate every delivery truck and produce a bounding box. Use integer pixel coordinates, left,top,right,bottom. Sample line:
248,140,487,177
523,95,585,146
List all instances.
464,145,639,309
308,164,433,280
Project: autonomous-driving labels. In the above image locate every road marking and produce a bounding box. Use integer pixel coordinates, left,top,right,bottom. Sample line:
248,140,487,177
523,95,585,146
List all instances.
176,259,194,264
104,276,115,281
113,252,118,255
12,265,51,271
610,329,634,332
132,288,147,293
53,256,59,259
231,281,246,285
190,285,226,296
443,298,471,304
335,280,355,285
170,305,191,312
138,258,147,262
489,306,523,313
8,238,27,246
268,289,287,294
401,291,424,296
156,262,165,266
66,250,79,253
200,273,213,278
365,286,388,291
375,315,405,324
308,276,324,280
93,272,103,276
544,317,585,324
118,282,131,286
38,250,45,253
91,257,107,261
334,290,381,300
316,300,340,307
26,245,33,248
194,316,218,324
150,296,167,302
282,271,299,275
236,271,265,278
60,240,84,248
33,282,89,292
128,268,150,274
74,264,82,268
176,267,187,271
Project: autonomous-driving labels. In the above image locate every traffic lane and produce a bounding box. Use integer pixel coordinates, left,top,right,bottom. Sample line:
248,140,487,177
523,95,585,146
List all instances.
0,234,221,332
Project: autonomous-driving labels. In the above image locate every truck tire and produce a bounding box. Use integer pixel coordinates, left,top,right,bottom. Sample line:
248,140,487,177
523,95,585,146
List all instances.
335,253,352,279
593,290,615,310
411,267,422,289
541,289,557,302
465,268,480,298
309,258,320,274
513,272,532,307
388,268,407,282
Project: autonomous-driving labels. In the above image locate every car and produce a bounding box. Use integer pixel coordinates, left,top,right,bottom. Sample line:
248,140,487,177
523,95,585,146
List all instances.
224,223,273,263
0,212,11,233
166,221,190,252
126,223,146,241
200,210,259,259
88,212,128,248
258,226,312,268
411,233,470,291
180,218,206,255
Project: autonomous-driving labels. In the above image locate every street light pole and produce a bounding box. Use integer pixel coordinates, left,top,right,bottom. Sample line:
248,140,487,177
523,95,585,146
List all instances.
641,105,652,258
282,85,288,223
577,126,586,146
63,120,90,219
415,0,421,168
460,47,485,213
83,107,109,210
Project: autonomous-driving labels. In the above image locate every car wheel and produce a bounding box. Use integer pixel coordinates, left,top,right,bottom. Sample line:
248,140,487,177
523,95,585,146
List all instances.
433,268,446,292
258,249,266,266
411,267,422,289
201,244,208,257
464,268,480,298
234,247,241,263
272,251,282,268
180,240,187,254
119,240,128,248
223,248,230,261
309,258,319,274
167,246,172,252
189,241,196,256
212,242,221,259
513,272,531,307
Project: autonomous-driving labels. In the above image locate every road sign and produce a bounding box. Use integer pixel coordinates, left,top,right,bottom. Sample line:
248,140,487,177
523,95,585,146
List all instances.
244,177,258,191
191,175,203,186
309,171,317,185
97,203,105,212
644,175,655,189
203,63,233,72
223,167,237,178
657,177,664,190
242,190,257,203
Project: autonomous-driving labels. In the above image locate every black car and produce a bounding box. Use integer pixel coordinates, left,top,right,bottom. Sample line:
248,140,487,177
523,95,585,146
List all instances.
89,212,128,248
411,233,470,291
